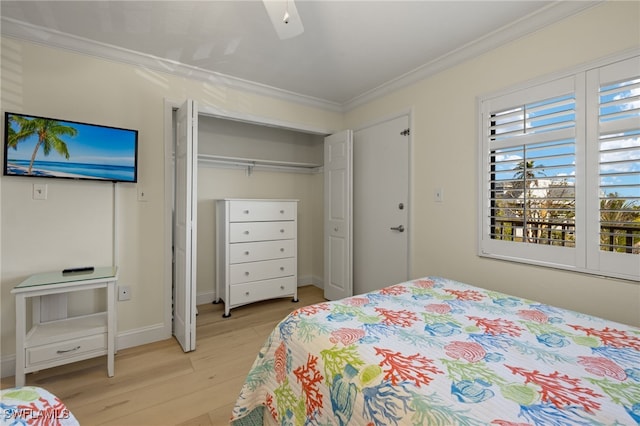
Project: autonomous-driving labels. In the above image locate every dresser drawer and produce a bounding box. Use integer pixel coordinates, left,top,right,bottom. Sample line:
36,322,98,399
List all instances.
230,239,295,264
229,200,296,222
229,276,296,305
26,333,107,367
230,257,296,284
230,221,296,243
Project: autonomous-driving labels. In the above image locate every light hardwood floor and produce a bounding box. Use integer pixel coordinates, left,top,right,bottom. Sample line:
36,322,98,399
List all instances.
1,285,326,426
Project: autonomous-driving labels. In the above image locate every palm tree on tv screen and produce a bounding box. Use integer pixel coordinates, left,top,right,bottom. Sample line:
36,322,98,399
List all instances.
7,115,77,175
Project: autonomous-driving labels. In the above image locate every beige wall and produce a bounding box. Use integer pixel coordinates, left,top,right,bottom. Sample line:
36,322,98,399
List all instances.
1,1,638,375
345,1,640,327
0,37,341,368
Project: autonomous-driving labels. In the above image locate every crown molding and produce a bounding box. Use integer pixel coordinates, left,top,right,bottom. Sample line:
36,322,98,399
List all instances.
0,17,344,113
342,0,603,111
1,1,601,114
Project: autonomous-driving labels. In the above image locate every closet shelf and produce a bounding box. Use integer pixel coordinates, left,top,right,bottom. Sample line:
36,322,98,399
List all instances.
198,154,322,174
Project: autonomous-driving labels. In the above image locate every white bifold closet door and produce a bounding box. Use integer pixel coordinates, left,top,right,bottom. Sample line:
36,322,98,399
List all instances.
174,99,198,352
324,130,353,301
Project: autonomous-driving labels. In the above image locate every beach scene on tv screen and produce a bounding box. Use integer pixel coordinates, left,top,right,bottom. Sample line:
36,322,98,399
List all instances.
5,114,137,182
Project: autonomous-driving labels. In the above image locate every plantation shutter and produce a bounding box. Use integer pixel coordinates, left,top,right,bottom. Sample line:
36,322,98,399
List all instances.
480,76,578,268
587,57,640,280
480,54,639,281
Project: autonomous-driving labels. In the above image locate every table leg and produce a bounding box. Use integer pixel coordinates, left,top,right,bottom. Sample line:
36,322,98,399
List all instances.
15,294,26,387
107,281,115,377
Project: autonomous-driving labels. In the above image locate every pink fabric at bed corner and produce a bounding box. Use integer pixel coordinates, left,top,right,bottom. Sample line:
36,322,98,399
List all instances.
1,386,79,426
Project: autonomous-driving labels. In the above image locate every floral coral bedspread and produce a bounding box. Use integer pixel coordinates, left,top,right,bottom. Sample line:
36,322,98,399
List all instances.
230,277,640,425
1,386,79,426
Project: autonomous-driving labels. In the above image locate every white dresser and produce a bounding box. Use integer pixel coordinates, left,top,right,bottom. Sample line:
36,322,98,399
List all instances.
216,199,298,317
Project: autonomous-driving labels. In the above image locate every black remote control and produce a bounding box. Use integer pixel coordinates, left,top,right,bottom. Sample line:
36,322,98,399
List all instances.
62,266,95,274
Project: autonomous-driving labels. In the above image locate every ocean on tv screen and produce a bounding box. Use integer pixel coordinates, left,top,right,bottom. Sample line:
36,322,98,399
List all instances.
6,159,135,181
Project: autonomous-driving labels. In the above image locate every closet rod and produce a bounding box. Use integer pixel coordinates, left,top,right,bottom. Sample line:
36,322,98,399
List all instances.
198,154,321,174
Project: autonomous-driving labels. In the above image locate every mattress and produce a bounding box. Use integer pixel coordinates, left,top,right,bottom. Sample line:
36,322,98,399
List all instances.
230,276,640,425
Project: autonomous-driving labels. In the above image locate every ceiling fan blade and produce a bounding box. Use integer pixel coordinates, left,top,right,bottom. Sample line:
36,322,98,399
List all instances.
262,0,304,40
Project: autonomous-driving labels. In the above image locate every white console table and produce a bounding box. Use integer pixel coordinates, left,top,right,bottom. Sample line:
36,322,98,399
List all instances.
11,267,118,387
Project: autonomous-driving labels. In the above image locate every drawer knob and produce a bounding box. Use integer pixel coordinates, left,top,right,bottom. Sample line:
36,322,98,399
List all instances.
280,210,285,214
245,251,250,255
245,291,250,296
57,346,81,354
280,266,285,271
244,230,250,235
245,271,250,276
280,229,285,233
243,210,249,214
280,285,285,290
280,248,284,252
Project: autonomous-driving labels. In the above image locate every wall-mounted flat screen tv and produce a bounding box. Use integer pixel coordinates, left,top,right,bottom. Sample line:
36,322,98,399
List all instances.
3,112,138,183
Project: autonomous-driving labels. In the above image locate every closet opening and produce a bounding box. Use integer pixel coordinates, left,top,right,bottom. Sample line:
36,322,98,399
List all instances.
164,99,331,351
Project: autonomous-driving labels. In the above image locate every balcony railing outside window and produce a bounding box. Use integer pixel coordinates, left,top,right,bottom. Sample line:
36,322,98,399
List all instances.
492,218,640,254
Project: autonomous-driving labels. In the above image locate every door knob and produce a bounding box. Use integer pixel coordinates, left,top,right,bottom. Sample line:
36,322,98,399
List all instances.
390,225,405,232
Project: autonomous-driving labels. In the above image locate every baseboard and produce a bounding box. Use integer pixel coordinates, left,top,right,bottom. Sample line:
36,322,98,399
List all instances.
196,275,324,306
1,355,15,380
1,323,170,379
116,322,170,351
196,292,214,306
303,274,323,288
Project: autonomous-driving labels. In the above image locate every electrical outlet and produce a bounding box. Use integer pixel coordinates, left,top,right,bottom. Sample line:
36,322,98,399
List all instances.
118,285,131,301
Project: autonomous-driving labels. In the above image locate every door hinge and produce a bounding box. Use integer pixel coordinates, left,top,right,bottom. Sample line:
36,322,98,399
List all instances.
400,128,410,136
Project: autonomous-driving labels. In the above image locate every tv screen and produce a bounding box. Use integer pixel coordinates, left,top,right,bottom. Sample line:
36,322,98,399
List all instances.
3,112,138,183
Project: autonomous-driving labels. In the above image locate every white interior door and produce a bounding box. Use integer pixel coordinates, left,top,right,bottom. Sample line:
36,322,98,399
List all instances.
173,99,197,352
324,130,353,300
354,115,410,294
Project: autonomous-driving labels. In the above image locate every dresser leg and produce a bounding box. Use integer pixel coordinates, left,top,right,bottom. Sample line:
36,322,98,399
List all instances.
292,297,299,303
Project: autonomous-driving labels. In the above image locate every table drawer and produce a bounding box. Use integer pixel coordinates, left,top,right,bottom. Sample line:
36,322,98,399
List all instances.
230,257,296,284
230,221,296,243
26,333,107,366
230,240,295,263
229,276,296,305
229,201,296,222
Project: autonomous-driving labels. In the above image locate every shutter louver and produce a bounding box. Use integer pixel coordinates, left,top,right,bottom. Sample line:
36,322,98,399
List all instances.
488,94,576,248
598,77,640,255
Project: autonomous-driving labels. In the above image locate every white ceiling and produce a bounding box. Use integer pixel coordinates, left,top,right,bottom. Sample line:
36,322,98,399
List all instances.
0,1,599,110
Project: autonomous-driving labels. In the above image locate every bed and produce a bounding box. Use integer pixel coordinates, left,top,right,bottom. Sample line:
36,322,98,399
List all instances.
1,386,79,426
230,276,640,425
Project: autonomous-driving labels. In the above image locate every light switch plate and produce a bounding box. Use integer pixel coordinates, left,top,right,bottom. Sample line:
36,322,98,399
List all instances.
434,187,444,203
33,183,47,200
137,185,148,202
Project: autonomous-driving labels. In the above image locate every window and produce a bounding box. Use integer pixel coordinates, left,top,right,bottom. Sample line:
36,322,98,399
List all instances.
479,55,639,281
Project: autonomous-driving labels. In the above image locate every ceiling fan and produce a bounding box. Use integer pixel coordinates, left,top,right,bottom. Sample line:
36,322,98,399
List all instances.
262,0,304,40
